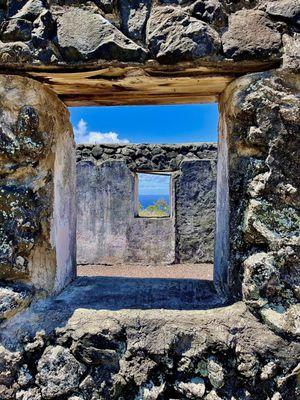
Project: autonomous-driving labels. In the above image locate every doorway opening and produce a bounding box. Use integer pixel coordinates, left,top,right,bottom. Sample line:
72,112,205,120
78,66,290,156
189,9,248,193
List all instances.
73,104,220,309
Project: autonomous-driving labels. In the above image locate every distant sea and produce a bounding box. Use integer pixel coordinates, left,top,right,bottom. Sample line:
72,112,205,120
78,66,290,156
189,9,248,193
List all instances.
139,194,170,209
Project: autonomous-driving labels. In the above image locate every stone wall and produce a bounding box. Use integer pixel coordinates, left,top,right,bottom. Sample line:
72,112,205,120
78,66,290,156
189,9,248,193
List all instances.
175,159,217,263
0,1,299,399
0,75,76,300
1,300,299,400
0,0,297,70
217,71,300,337
76,143,217,265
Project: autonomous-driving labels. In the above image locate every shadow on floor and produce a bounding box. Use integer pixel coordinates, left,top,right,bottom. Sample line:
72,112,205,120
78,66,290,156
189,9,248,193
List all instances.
69,276,220,310
0,276,226,349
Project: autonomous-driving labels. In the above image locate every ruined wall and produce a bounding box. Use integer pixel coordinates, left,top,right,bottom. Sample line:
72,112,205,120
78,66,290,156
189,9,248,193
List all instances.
0,0,297,70
76,143,217,265
0,1,299,399
0,75,76,304
77,159,175,265
216,71,300,337
175,159,217,263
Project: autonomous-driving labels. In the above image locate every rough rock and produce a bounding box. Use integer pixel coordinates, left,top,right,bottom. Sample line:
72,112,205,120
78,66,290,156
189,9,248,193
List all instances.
0,104,47,164
32,10,55,49
222,10,282,60
0,186,41,279
175,377,206,398
119,0,151,42
0,75,76,293
56,9,148,62
218,71,300,335
16,388,42,400
14,0,48,22
282,33,300,73
205,390,223,400
77,143,218,172
94,0,114,14
1,19,32,42
190,0,227,30
265,0,300,23
0,345,22,386
36,346,86,399
0,0,296,68
0,302,299,399
0,282,33,321
207,358,224,388
7,0,28,18
17,364,33,387
146,5,221,63
0,41,33,64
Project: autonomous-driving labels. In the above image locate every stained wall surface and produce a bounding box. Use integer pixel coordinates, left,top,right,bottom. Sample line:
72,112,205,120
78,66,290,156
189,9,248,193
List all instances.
76,143,217,265
0,75,76,296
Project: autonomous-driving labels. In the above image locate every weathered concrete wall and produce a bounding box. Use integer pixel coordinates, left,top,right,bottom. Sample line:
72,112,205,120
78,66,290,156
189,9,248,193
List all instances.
0,75,76,300
77,159,175,265
175,159,217,263
76,144,217,265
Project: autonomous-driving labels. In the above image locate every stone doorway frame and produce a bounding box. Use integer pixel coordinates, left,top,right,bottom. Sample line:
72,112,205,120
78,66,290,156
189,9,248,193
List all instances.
0,70,299,336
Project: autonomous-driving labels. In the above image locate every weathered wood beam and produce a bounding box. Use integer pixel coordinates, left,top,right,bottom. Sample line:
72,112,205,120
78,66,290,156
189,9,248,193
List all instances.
28,70,232,106
25,61,277,106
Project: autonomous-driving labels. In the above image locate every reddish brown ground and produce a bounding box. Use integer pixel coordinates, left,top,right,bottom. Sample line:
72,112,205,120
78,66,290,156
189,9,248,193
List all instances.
77,263,214,280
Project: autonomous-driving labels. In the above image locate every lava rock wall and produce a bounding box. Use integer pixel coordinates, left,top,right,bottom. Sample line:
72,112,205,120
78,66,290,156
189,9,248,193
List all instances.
0,0,298,68
217,71,300,337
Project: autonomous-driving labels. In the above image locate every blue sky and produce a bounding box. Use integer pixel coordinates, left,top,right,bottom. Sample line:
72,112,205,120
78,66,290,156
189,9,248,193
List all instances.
138,173,170,196
69,103,218,144
70,104,218,195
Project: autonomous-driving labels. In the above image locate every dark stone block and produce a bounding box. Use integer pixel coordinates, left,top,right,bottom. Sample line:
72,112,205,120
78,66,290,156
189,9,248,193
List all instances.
146,5,221,63
1,18,32,42
0,185,41,279
56,8,148,62
222,10,282,60
119,0,151,42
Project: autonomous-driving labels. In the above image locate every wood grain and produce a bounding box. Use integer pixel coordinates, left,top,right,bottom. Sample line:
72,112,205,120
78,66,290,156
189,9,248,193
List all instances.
25,61,277,106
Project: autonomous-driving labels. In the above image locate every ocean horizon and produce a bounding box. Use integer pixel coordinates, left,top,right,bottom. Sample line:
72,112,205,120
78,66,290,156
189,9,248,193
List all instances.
139,194,170,209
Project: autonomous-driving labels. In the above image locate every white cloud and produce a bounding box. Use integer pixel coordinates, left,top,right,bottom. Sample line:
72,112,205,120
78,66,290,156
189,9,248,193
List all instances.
73,118,130,144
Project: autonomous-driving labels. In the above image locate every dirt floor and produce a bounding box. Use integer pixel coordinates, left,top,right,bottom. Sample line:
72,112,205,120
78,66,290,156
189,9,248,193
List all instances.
77,263,214,280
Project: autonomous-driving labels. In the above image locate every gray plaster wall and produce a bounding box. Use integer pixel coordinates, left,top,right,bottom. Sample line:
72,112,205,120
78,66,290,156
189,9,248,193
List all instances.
77,159,175,265
76,144,217,265
175,159,217,263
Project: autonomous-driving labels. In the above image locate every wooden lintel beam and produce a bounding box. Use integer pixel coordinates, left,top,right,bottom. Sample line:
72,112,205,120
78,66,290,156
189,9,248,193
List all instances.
27,68,235,106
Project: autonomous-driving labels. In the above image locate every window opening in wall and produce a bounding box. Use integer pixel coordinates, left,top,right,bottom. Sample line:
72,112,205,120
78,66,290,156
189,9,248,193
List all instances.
136,173,172,218
71,103,220,309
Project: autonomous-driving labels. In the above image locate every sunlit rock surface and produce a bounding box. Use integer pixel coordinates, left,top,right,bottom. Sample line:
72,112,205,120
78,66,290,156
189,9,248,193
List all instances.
0,0,297,68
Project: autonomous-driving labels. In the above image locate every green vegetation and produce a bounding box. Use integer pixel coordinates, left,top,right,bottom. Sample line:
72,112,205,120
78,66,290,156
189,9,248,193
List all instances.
139,199,170,218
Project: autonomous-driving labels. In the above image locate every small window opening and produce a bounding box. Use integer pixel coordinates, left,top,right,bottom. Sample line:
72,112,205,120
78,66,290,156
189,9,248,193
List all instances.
135,172,172,218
